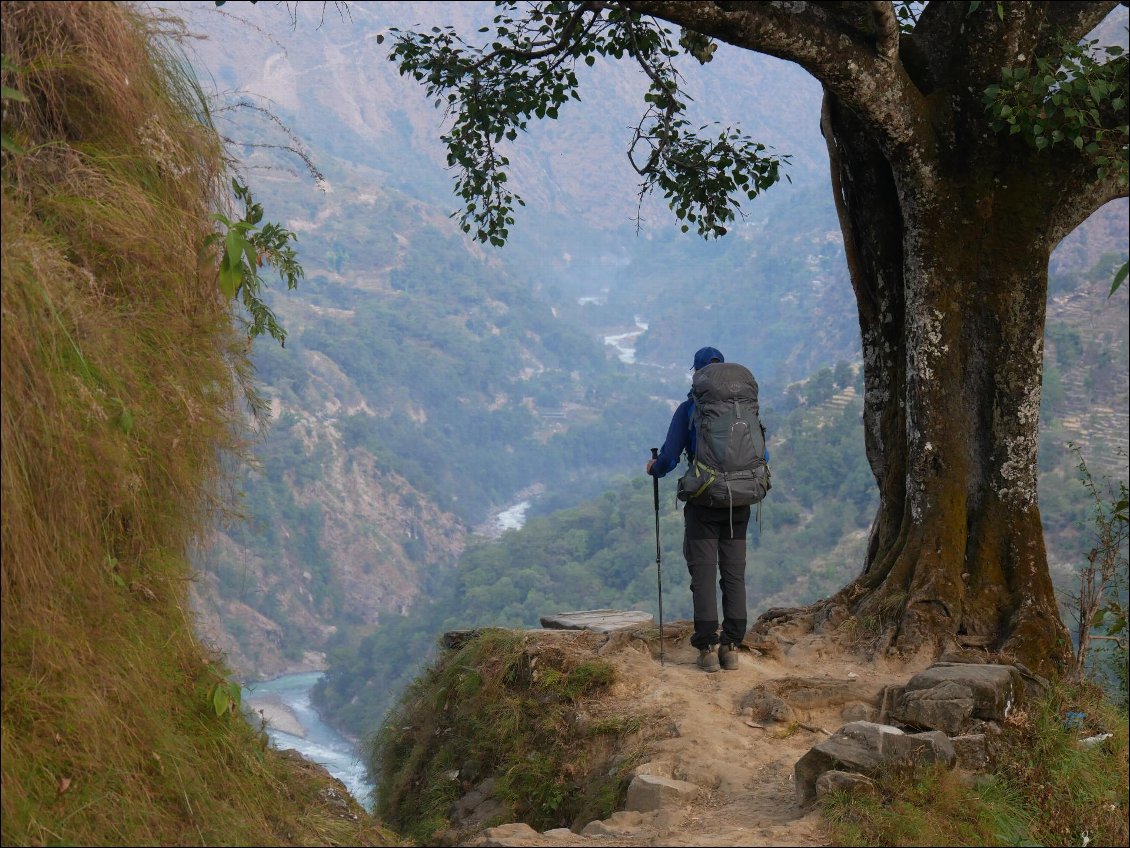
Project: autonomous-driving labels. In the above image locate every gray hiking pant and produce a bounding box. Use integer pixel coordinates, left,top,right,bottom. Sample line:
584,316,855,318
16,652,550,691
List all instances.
683,502,750,650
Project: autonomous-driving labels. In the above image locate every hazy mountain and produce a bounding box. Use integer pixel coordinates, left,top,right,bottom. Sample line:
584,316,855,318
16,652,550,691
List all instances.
169,2,1127,685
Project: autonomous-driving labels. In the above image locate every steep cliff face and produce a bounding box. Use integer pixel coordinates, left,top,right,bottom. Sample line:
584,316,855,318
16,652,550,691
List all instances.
193,405,468,679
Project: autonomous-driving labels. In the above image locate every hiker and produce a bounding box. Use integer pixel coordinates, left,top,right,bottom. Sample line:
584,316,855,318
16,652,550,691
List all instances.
646,346,770,673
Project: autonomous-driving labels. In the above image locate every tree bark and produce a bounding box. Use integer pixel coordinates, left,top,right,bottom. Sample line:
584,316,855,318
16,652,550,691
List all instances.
817,90,1072,677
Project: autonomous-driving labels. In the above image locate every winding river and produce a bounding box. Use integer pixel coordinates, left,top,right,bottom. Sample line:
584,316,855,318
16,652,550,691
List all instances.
242,671,375,811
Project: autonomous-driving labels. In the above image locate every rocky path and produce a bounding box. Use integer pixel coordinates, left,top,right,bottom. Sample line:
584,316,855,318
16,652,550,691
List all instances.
473,621,928,847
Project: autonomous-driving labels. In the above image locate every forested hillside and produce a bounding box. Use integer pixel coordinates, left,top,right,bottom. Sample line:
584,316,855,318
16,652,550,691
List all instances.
177,0,870,679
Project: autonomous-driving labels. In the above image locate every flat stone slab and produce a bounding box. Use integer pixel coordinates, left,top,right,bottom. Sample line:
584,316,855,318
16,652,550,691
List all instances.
540,609,654,633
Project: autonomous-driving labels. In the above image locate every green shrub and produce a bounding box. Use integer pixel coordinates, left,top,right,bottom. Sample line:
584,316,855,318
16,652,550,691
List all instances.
822,680,1129,847
371,629,651,843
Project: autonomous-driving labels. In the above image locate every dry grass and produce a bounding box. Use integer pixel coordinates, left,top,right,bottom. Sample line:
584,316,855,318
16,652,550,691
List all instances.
1,3,395,844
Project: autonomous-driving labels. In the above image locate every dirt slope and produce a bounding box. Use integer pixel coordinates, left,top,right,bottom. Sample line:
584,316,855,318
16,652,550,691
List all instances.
471,620,933,847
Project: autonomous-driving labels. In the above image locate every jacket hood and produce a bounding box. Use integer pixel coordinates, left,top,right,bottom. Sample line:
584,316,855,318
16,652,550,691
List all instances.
692,346,725,371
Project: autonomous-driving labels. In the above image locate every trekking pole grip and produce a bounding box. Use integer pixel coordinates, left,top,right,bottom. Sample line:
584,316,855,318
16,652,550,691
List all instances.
650,447,659,511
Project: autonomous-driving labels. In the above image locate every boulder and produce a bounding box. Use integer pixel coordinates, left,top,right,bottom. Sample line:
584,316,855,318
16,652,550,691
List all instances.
891,663,1023,734
815,770,878,799
892,679,975,736
624,774,699,812
794,721,956,805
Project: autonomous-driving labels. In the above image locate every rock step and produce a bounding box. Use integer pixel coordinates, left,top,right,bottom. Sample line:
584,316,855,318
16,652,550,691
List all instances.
540,609,654,633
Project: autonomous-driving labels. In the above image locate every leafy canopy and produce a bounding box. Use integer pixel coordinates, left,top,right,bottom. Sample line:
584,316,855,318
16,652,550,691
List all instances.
380,1,788,244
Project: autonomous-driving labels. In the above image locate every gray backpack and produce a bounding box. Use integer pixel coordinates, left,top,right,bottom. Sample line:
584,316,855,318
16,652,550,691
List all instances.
676,362,771,508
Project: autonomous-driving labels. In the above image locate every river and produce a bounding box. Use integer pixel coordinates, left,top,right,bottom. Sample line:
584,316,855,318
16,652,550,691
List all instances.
603,316,649,364
242,671,374,810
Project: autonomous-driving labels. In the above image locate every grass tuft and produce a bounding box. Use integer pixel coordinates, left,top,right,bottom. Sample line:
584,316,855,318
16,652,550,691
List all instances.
370,629,652,843
822,679,1129,847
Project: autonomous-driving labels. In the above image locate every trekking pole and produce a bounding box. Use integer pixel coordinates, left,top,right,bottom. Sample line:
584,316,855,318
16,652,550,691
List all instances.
651,448,665,667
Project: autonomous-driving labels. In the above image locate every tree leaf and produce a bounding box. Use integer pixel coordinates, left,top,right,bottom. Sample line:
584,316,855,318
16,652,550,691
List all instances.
219,262,240,300
1,133,25,154
1109,261,1128,297
212,684,229,717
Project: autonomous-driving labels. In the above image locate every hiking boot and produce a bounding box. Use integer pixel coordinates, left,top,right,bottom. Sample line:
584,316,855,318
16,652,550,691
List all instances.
697,646,721,673
719,643,740,671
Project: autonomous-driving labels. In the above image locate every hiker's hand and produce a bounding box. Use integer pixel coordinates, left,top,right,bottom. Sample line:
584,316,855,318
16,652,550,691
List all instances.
646,458,656,475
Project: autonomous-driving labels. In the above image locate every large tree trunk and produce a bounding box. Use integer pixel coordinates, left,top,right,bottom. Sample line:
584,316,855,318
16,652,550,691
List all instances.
818,93,1071,677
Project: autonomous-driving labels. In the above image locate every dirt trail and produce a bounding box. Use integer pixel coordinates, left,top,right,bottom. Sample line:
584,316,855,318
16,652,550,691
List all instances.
472,621,931,847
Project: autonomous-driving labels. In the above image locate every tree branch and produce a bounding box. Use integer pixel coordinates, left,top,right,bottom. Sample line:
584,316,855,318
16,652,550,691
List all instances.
905,0,965,92
820,90,869,305
474,2,604,68
1046,163,1128,250
1037,1,1121,60
870,1,900,62
623,1,937,177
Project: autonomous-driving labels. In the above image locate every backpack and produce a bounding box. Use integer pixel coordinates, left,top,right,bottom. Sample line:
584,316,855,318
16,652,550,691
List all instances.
676,362,771,508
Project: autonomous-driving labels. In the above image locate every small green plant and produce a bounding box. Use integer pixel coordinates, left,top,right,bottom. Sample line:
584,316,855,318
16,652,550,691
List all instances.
1067,447,1129,709
983,37,1128,186
207,676,243,718
1,54,28,154
207,177,303,346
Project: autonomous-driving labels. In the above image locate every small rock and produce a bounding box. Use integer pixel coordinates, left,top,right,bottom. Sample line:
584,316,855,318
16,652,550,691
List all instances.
632,761,673,779
541,828,575,840
951,734,989,771
581,811,647,837
624,774,699,812
443,629,482,650
478,822,542,847
742,690,795,724
841,701,877,722
815,769,878,799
